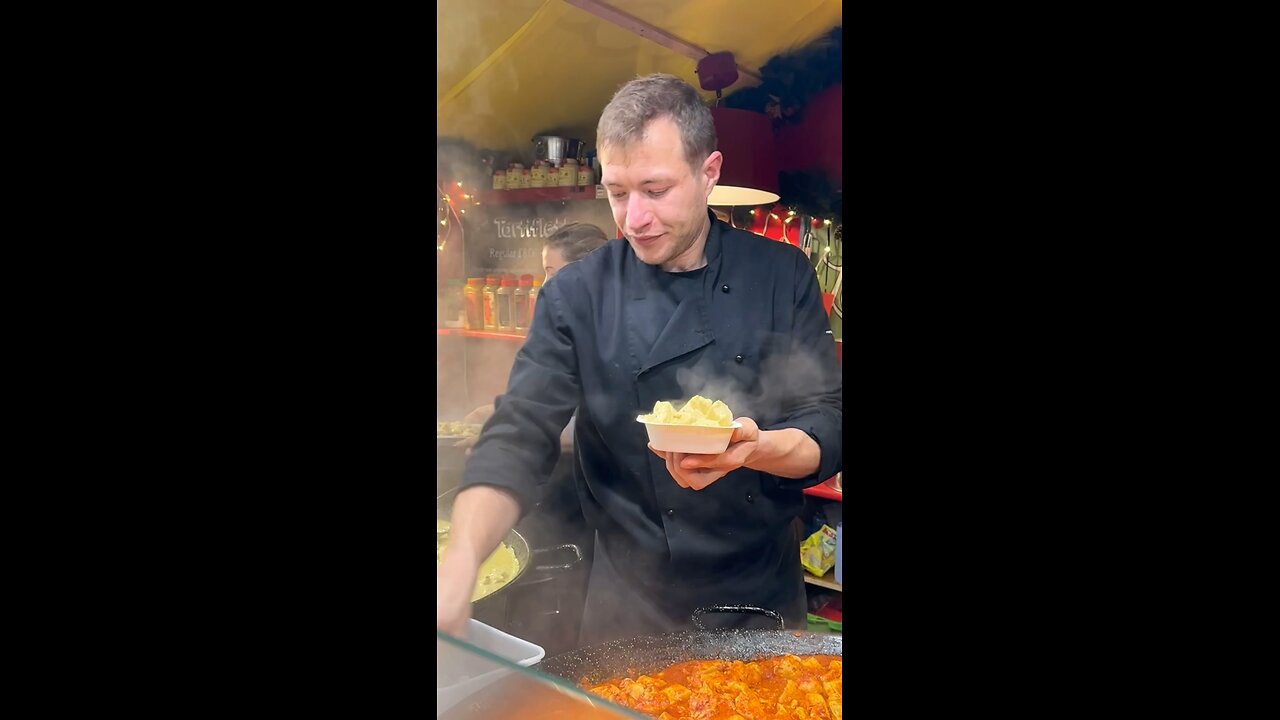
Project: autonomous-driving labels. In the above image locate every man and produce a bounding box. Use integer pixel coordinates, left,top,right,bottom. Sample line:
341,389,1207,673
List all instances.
437,73,841,645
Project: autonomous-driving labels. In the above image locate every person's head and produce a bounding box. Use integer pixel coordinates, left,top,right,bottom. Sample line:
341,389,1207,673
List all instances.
542,222,609,279
597,74,722,271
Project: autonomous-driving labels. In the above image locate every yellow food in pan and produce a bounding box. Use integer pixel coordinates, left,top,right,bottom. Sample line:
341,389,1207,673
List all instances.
437,421,481,437
640,395,733,427
436,519,520,601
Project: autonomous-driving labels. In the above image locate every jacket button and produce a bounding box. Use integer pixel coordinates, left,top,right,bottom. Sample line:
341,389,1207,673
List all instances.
746,493,754,503
721,284,730,293
666,508,675,516
735,354,744,363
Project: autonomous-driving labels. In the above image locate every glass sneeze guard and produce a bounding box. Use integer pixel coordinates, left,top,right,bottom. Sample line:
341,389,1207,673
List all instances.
437,629,646,719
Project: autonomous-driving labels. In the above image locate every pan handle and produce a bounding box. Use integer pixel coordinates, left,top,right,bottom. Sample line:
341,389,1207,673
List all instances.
692,605,785,631
532,543,583,572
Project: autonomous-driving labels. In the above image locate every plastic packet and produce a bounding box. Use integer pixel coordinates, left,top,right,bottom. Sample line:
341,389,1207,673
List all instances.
800,524,837,576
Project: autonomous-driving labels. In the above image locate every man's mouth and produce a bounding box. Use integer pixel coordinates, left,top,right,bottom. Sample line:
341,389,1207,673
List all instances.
632,234,663,245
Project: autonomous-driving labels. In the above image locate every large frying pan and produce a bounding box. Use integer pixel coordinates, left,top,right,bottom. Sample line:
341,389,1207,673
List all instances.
439,607,841,719
535,606,841,686
437,487,582,612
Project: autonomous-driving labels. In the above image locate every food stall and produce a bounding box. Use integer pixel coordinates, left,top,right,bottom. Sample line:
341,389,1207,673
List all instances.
437,1,843,716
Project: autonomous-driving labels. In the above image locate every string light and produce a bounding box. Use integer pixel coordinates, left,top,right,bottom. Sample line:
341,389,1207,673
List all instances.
788,210,796,216
440,219,447,226
823,219,832,225
455,181,463,187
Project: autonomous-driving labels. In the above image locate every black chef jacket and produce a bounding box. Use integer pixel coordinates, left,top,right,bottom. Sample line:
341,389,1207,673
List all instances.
462,212,842,644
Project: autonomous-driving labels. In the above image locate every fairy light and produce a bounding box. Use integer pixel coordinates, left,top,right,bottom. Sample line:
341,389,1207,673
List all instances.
455,181,462,188
788,210,796,216
440,220,447,226
823,219,832,225
770,213,779,220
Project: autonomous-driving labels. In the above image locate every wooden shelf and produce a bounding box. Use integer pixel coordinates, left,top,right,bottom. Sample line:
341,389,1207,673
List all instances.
437,328,526,341
804,568,841,592
803,477,842,502
474,185,603,205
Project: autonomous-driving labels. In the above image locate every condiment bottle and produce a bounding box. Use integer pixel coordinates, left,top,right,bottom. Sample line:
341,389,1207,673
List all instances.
463,278,484,329
482,275,499,330
528,276,543,326
560,158,577,186
514,274,533,332
496,276,516,331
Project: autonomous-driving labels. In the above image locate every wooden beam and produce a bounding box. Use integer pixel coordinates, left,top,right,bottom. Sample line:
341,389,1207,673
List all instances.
561,0,762,83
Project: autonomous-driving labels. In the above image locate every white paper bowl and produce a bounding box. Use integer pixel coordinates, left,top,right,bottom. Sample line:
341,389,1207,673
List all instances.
637,416,741,454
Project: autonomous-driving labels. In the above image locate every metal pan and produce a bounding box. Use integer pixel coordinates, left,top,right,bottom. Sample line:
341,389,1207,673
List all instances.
534,606,841,686
440,606,840,719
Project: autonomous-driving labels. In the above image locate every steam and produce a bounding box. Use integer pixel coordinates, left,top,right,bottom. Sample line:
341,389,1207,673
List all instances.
663,331,840,426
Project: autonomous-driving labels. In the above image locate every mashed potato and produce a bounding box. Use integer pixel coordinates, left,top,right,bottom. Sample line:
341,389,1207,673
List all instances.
639,395,733,427
436,519,520,601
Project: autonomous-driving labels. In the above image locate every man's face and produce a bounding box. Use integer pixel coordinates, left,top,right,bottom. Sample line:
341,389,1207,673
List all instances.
542,246,567,280
600,117,721,270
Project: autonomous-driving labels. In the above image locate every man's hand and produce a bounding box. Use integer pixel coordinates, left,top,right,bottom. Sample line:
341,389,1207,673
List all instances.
436,552,478,637
648,417,760,490
453,404,495,454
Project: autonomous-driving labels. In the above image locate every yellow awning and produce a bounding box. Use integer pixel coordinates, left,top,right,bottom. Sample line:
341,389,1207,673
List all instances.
437,0,842,153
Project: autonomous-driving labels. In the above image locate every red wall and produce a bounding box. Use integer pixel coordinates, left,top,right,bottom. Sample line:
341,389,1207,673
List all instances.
775,83,842,187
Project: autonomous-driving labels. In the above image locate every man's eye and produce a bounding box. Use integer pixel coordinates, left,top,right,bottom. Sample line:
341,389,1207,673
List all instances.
610,192,627,200
648,189,669,198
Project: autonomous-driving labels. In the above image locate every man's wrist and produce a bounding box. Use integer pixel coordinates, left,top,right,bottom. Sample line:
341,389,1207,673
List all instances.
746,429,786,470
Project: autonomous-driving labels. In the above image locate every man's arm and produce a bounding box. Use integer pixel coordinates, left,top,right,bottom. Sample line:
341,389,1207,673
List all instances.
756,248,842,485
438,279,581,635
436,486,521,636
745,427,821,478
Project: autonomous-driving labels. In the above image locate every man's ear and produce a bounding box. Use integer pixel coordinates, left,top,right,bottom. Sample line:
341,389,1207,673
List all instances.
701,151,723,196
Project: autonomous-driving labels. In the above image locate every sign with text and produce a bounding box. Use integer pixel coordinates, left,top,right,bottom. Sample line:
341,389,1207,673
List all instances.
465,200,614,278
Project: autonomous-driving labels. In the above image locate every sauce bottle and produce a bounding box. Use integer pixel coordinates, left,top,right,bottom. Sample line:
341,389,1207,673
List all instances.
528,276,543,327
496,276,516,331
482,275,499,330
463,278,484,330
514,275,533,333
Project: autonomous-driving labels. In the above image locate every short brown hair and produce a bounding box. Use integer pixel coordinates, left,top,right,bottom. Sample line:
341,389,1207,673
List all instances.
597,73,716,170
545,222,609,263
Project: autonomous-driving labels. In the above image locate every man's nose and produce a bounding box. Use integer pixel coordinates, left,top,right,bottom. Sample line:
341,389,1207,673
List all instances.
626,194,653,229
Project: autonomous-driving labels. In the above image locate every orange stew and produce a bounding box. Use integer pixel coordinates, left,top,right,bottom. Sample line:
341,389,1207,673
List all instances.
587,654,842,720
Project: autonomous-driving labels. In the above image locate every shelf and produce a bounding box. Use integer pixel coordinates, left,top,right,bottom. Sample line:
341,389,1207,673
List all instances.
437,328,527,341
803,476,842,502
804,567,841,592
474,185,603,205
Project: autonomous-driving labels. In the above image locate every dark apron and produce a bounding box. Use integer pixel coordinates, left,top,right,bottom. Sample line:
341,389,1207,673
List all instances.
578,523,808,647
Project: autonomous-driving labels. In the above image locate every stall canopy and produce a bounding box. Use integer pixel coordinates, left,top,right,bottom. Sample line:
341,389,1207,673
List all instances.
437,0,842,155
